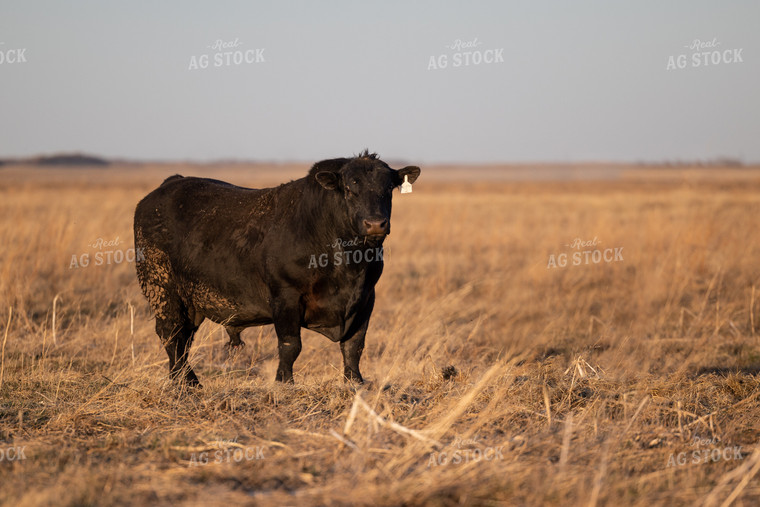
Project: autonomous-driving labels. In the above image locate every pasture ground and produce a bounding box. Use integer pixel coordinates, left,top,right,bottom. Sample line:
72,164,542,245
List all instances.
2,163,760,506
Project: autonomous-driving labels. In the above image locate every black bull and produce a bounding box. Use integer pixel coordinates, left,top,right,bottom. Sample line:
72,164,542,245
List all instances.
134,152,420,386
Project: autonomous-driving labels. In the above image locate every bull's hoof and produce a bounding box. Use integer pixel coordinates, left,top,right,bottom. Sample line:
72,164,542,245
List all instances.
170,368,202,388
343,372,364,384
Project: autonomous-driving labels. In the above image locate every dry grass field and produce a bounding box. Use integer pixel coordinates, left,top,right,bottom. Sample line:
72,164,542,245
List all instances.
3,163,760,506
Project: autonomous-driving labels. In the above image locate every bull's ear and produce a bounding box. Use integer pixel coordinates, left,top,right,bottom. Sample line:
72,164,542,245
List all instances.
315,171,340,190
395,166,421,186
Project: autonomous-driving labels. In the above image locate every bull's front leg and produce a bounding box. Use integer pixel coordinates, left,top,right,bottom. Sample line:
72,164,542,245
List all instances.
340,293,374,384
271,300,302,383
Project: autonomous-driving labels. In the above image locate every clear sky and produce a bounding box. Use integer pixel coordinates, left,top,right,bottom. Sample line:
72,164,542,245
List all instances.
0,0,758,164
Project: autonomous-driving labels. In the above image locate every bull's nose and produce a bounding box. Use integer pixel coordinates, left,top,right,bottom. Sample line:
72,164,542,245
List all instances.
363,219,388,236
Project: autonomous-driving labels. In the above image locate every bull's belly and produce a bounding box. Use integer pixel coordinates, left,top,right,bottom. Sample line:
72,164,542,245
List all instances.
184,278,365,341
184,280,272,327
305,324,343,342
198,304,350,342
198,305,273,328
303,306,362,342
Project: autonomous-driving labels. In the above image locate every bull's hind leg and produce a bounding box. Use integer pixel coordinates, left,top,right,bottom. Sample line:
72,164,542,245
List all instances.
271,299,302,383
225,325,245,348
223,325,246,363
158,315,201,387
136,243,201,387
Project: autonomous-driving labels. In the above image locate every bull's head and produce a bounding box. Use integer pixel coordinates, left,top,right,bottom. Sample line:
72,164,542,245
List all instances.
312,151,421,239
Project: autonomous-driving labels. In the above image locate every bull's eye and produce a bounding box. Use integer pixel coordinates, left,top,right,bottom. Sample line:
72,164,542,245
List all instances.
345,179,359,197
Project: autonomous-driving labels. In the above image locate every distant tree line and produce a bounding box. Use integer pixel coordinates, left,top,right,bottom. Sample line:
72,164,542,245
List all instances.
0,153,109,166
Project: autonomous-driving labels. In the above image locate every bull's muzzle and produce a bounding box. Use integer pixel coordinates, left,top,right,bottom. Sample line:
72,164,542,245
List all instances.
363,218,389,236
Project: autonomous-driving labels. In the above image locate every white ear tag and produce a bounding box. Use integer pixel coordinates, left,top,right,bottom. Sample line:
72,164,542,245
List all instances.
400,175,413,194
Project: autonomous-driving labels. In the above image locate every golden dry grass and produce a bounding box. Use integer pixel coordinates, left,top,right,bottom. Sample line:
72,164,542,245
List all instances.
2,164,760,506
